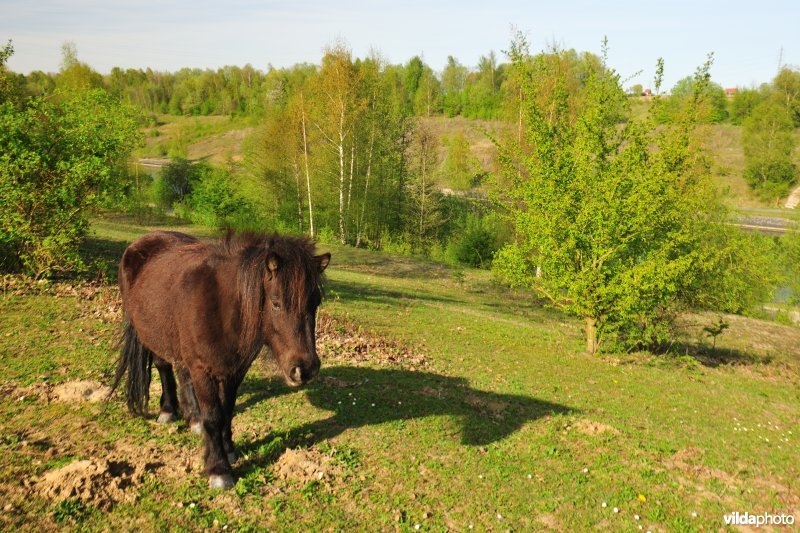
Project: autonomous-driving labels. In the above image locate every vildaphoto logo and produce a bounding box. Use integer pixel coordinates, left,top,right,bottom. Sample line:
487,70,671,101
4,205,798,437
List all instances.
724,512,795,527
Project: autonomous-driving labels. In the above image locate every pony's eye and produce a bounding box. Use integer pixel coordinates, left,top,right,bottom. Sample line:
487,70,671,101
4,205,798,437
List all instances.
271,300,281,311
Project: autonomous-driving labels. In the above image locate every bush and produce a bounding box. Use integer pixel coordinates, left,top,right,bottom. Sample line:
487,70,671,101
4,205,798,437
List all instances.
0,89,140,276
446,214,501,268
155,158,195,207
177,164,261,230
742,99,797,196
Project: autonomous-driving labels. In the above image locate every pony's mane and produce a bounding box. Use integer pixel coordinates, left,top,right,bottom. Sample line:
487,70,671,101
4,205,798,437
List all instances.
215,231,324,354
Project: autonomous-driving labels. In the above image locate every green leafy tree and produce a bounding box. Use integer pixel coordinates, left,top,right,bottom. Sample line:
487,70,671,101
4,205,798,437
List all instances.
441,56,467,117
405,123,444,252
657,73,728,123
742,98,797,198
177,164,258,229
0,40,15,103
784,230,800,305
492,37,775,353
441,131,481,190
413,65,440,117
156,158,198,207
55,42,103,93
0,89,140,276
773,67,800,127
729,86,766,125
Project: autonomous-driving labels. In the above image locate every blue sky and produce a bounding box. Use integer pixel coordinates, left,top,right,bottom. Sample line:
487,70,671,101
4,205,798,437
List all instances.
2,0,798,90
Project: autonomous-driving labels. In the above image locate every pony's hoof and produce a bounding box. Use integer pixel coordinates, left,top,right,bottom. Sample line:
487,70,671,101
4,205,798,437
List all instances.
190,422,203,435
157,412,177,424
227,451,238,464
209,474,235,490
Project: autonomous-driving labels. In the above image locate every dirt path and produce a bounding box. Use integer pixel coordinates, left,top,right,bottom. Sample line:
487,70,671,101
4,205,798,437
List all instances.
786,184,800,209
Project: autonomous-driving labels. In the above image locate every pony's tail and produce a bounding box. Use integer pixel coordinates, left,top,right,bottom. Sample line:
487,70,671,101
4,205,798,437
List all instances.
110,321,152,416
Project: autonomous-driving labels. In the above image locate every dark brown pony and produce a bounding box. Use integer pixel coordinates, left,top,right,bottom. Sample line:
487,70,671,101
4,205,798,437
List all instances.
111,230,330,489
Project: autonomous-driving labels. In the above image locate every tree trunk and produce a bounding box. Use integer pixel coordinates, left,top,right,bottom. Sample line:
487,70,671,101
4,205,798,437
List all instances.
347,142,355,214
357,125,375,248
585,317,598,355
292,158,303,232
300,96,314,238
338,106,346,244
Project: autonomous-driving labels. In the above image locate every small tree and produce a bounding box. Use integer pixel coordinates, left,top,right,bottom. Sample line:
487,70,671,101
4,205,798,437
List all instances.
742,98,797,199
0,40,15,104
156,158,197,207
729,87,766,125
0,89,140,276
405,123,444,252
773,67,800,127
442,131,481,190
492,37,775,353
657,74,728,123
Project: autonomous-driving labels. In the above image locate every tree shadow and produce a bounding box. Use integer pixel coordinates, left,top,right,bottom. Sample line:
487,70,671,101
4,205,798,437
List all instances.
327,278,462,307
236,366,575,468
666,341,774,368
78,237,128,281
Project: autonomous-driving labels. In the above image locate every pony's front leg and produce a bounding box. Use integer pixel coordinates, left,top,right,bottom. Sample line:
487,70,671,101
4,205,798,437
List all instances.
190,370,234,489
220,377,243,464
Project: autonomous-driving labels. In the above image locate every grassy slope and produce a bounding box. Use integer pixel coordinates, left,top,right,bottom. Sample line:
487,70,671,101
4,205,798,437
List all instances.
1,217,798,530
136,114,254,165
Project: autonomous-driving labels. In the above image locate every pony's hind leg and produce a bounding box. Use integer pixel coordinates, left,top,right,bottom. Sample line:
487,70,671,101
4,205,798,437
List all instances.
177,367,202,434
153,356,179,423
190,370,234,489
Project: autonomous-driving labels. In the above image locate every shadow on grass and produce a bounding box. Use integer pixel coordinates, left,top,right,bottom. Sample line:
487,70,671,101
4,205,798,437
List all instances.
78,237,129,282
327,278,462,307
237,366,575,468
667,341,773,368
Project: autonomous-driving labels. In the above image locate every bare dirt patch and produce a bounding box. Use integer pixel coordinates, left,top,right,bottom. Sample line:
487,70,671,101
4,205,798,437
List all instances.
571,419,620,436
50,380,111,403
1,380,111,404
274,448,340,483
33,457,159,508
25,440,200,509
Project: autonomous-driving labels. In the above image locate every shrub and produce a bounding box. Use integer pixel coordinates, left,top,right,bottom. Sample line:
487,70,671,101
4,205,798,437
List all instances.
0,89,140,276
178,164,261,230
446,214,501,268
155,158,196,207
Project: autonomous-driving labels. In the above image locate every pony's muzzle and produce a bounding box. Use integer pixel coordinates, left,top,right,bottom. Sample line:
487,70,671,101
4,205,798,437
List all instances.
287,361,320,387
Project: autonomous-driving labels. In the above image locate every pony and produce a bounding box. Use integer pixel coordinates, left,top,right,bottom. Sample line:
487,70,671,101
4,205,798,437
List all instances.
111,230,330,489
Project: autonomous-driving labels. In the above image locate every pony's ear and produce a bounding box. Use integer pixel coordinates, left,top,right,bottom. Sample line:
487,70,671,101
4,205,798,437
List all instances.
267,253,280,274
314,253,331,273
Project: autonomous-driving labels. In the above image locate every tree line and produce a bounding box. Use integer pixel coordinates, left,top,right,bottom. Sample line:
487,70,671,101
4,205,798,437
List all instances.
4,42,623,122
2,37,799,354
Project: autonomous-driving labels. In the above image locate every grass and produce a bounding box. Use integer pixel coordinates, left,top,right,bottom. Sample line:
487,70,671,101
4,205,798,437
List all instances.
1,216,799,530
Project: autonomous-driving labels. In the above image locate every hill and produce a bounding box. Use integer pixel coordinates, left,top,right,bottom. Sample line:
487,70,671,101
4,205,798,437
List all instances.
133,112,800,213
0,215,798,530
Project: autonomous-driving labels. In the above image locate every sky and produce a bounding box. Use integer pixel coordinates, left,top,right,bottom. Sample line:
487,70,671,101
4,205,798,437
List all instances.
2,0,799,90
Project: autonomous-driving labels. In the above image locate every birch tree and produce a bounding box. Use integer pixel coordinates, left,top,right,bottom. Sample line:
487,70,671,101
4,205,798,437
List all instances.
315,44,361,244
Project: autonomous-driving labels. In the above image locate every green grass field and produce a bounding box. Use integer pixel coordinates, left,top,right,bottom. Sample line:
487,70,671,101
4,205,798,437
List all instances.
1,215,798,531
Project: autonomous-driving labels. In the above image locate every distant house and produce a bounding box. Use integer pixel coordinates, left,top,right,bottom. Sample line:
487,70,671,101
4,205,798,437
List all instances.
724,87,737,97
643,88,652,97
